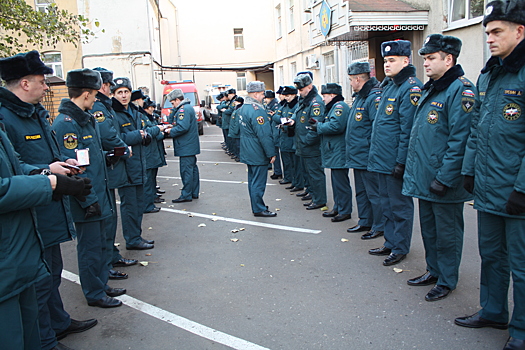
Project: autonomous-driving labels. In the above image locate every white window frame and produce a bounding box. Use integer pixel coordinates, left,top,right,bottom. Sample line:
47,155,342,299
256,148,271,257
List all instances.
447,0,484,29
234,28,244,50
236,72,247,91
35,0,50,13
276,5,282,39
290,62,297,81
288,0,295,32
41,51,63,78
324,52,336,84
279,65,284,86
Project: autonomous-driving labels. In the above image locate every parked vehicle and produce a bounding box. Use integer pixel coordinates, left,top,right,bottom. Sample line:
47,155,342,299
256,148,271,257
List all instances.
161,80,204,135
203,83,230,124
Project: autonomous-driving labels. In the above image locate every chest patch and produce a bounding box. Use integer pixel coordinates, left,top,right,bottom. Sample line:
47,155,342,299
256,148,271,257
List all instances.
504,89,523,97
25,134,42,141
257,116,265,125
179,114,184,120
385,104,394,115
334,108,343,117
300,115,306,123
82,135,93,140
427,110,439,124
355,112,363,121
122,122,131,127
430,101,444,109
63,133,78,149
93,111,105,123
503,103,521,121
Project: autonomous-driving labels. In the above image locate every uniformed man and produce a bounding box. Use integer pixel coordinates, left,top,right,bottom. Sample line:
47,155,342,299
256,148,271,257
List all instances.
264,90,283,180
228,96,244,161
52,69,126,308
216,92,225,139
90,67,137,281
167,89,201,203
221,88,236,155
313,83,352,222
367,40,422,266
111,77,154,250
345,62,384,239
0,120,90,350
143,97,168,192
238,81,277,217
0,51,97,350
455,2,525,349
403,34,474,302
290,72,327,210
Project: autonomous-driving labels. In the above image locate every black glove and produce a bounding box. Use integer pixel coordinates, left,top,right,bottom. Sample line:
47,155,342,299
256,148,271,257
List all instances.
506,190,525,215
142,131,152,146
105,154,120,167
392,163,405,179
463,175,474,194
85,202,102,219
429,179,448,196
54,174,92,202
307,118,318,132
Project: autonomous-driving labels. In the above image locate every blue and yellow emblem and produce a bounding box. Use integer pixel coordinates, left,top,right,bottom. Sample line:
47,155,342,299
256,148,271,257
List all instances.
319,1,332,37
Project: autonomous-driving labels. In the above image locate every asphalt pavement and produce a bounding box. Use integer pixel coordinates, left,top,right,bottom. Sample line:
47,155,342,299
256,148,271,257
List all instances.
58,121,511,350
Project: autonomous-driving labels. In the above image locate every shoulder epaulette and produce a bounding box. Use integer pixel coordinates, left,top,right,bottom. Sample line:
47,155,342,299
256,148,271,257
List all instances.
458,76,472,87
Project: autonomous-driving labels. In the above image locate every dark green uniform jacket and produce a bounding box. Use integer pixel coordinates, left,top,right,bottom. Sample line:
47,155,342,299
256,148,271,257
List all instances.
222,97,236,130
238,96,276,165
277,98,299,152
138,107,164,169
53,99,113,222
216,101,226,127
112,99,146,186
0,124,51,303
0,88,75,247
90,93,128,189
143,109,167,168
368,65,422,174
346,77,381,170
403,65,475,203
462,40,525,218
317,95,349,169
169,99,200,157
266,98,280,145
291,86,325,157
228,106,241,138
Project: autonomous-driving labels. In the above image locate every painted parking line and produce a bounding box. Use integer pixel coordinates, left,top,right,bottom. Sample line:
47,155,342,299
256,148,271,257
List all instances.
167,159,244,165
160,208,322,234
157,175,277,186
200,149,230,152
61,270,270,350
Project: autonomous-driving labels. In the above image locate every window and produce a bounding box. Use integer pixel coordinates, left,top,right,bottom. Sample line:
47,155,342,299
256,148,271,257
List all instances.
324,52,335,84
35,0,50,13
276,5,282,38
41,51,63,78
234,28,244,50
237,72,247,91
303,0,312,23
279,66,284,86
288,0,295,32
448,0,484,24
290,62,297,81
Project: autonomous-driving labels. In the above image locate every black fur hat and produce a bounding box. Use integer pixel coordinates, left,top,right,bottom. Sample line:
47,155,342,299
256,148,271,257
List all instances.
276,86,284,94
227,88,236,95
281,86,298,95
66,68,102,90
144,97,155,108
483,0,525,26
111,77,132,93
216,92,224,101
381,40,412,57
264,90,275,98
131,89,146,101
92,67,116,86
419,34,462,57
321,83,342,95
0,50,53,81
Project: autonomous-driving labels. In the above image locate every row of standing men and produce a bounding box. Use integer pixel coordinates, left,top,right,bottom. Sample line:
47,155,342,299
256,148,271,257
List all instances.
228,2,525,349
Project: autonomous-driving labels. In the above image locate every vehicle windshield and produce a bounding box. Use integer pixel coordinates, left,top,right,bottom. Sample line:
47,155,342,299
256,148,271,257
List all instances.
163,92,198,108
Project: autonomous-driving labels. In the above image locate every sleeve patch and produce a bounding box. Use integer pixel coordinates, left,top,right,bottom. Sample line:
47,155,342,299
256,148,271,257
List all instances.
63,133,78,149
410,87,422,93
179,114,184,120
313,107,321,116
462,98,475,113
462,90,476,97
257,116,265,125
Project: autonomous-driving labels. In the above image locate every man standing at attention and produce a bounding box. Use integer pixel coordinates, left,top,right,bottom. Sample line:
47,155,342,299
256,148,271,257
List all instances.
238,81,277,217
367,40,422,266
403,34,474,302
455,2,525,349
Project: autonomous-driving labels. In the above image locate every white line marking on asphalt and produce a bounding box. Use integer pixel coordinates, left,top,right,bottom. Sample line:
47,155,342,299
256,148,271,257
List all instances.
60,270,270,350
157,175,277,186
161,208,322,234
167,159,243,165
199,140,224,142
200,149,229,152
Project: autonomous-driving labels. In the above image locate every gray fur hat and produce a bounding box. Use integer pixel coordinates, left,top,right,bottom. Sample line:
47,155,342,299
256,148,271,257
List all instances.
347,62,371,75
111,77,132,93
246,81,265,93
0,50,53,81
92,67,116,86
381,40,412,57
483,0,525,26
294,73,313,89
66,68,102,90
419,34,462,57
321,83,342,95
167,89,184,101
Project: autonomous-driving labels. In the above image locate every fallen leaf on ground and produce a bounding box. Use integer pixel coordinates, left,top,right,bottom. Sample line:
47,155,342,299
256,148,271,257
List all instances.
393,268,403,273
168,205,174,208
240,264,245,267
230,238,239,242
239,228,245,231
139,261,149,266
231,229,239,233
148,227,152,230
114,243,120,247
211,218,218,221
212,213,217,215
214,163,218,165
145,253,151,256
341,238,349,242
188,214,193,217
229,172,232,174
198,223,206,227
275,208,280,211
276,198,282,201
320,206,329,211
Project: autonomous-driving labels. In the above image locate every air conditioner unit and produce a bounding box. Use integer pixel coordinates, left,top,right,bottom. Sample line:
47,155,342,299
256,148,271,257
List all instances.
306,54,319,69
